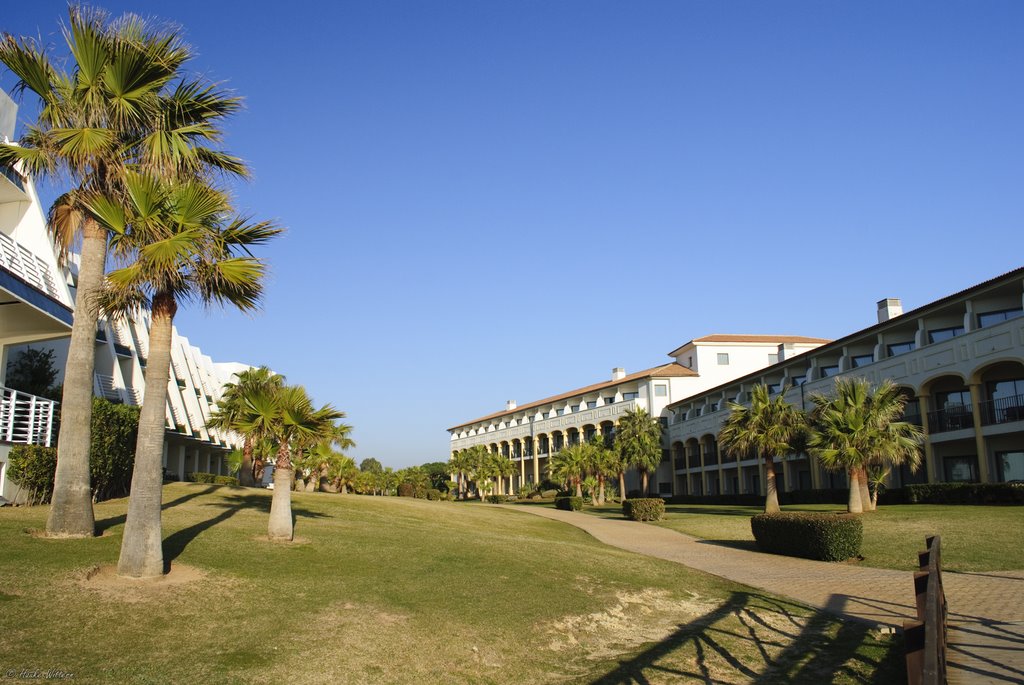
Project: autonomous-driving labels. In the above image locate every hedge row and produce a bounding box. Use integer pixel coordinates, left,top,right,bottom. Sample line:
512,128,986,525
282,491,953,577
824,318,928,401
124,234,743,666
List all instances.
903,482,1024,505
623,498,665,521
750,512,863,561
485,495,513,504
555,496,583,511
187,472,239,486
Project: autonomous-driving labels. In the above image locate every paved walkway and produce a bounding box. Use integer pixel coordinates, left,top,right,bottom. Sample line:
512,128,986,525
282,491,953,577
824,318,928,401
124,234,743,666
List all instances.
500,505,1024,684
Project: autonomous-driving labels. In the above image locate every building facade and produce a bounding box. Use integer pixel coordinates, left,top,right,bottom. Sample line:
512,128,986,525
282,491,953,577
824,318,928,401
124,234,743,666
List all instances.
448,335,828,495
666,270,1024,496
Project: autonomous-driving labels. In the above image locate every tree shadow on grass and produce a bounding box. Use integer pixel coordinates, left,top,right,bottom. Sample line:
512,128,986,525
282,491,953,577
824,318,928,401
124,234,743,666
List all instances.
588,591,904,684
94,485,220,535
162,493,328,570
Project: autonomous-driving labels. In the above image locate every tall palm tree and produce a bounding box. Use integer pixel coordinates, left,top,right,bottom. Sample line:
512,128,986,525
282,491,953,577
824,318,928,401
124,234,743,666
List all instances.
587,438,618,505
491,451,516,495
90,173,278,577
209,366,284,486
614,407,663,496
719,384,806,514
0,8,245,537
808,378,922,514
329,455,359,494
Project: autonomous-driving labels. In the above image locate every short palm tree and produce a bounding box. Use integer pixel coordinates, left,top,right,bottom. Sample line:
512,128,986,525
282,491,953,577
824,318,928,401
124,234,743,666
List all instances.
808,377,922,514
587,438,618,505
549,442,589,497
614,407,663,496
209,366,284,486
90,173,278,577
491,451,516,495
240,385,344,540
718,384,806,514
0,8,245,537
449,450,472,499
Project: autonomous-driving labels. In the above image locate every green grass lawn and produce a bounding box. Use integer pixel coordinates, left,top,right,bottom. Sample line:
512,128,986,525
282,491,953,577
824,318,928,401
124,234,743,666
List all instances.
579,501,1024,573
0,483,903,684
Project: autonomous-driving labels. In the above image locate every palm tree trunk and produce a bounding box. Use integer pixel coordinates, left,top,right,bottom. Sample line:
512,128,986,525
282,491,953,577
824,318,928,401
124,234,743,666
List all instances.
118,292,177,577
575,478,582,499
46,219,106,537
619,472,626,502
847,468,864,514
641,471,649,496
858,467,873,512
764,455,780,513
239,437,255,487
268,443,294,541
598,475,605,506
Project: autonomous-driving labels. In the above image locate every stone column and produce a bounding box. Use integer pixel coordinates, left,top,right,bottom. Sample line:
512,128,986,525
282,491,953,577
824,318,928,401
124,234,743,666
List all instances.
533,437,540,484
968,383,990,482
177,444,186,482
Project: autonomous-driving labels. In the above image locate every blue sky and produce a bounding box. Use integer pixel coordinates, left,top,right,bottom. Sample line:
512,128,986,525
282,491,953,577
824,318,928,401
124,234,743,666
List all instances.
5,1,1023,468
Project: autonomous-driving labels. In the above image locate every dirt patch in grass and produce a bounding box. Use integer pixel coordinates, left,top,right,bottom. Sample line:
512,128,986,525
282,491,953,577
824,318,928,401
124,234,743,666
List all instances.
73,563,208,602
546,588,718,659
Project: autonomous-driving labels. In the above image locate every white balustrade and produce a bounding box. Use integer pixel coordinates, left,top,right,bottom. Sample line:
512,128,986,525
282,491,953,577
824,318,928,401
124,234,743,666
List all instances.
1,386,58,447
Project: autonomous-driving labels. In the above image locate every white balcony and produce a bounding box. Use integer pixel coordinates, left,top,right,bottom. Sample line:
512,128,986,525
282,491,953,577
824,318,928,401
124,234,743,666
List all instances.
1,386,57,447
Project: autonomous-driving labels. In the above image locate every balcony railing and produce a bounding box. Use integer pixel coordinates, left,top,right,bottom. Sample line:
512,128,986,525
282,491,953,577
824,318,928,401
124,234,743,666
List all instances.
1,386,58,446
0,231,61,299
979,393,1024,426
927,405,974,434
0,164,26,193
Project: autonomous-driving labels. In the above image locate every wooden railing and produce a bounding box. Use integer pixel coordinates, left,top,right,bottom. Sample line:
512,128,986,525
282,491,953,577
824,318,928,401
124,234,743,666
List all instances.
905,535,948,685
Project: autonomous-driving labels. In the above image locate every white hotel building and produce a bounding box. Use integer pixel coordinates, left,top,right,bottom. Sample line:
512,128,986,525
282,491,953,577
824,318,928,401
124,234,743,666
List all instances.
0,89,246,501
448,335,828,495
449,268,1024,498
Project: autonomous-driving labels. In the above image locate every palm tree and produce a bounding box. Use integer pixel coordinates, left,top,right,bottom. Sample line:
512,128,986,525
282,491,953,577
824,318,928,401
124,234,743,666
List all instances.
209,367,284,486
808,378,922,514
492,452,516,496
0,8,245,537
718,384,805,514
549,442,589,497
90,174,278,577
614,407,663,496
330,455,359,494
587,438,618,505
241,385,344,540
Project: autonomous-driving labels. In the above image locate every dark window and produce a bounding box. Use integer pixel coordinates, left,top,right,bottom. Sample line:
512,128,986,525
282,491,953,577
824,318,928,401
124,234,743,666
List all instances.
660,448,670,462
622,392,639,401
928,326,964,344
658,417,668,428
570,405,580,413
767,383,781,395
556,409,565,416
658,481,672,494
978,308,1023,328
821,365,840,378
887,341,915,356
943,456,978,483
852,354,874,368
791,375,806,386
937,389,971,408
997,451,1024,482
587,401,597,409
604,396,616,405
542,412,550,419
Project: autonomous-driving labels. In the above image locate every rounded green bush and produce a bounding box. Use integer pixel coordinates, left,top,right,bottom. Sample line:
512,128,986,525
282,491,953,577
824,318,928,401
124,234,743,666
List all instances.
750,512,863,561
622,498,665,521
554,496,583,511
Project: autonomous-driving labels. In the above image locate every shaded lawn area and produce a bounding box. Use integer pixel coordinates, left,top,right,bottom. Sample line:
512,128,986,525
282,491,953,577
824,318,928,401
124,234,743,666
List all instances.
0,483,903,684
578,502,1024,573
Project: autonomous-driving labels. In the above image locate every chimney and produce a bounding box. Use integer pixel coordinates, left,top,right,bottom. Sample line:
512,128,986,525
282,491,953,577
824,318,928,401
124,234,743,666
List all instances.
777,343,795,361
877,298,903,324
612,367,626,381
505,400,517,411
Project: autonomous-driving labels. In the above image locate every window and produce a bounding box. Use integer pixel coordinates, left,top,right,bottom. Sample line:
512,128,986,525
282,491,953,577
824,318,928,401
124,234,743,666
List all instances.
604,396,616,405
928,326,964,344
654,384,667,397
570,404,580,413
622,392,639,401
791,375,807,386
820,365,840,378
659,418,668,429
997,451,1024,482
587,401,597,409
943,456,978,483
978,308,1023,329
717,353,730,365
556,408,565,416
937,389,971,409
887,341,915,356
852,354,874,368
768,353,779,365
767,383,781,395
542,412,550,420
658,481,672,494
687,356,693,368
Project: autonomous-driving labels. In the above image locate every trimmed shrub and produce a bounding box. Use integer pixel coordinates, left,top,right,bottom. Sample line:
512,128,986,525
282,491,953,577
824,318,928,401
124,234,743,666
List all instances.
555,496,583,511
905,482,1024,505
540,489,558,499
214,475,239,486
485,494,512,504
750,512,863,561
426,488,444,500
187,472,217,484
6,398,139,505
397,482,415,497
623,498,665,521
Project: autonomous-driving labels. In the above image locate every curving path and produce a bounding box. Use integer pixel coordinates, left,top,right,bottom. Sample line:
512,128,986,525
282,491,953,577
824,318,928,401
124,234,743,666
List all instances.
498,505,1024,684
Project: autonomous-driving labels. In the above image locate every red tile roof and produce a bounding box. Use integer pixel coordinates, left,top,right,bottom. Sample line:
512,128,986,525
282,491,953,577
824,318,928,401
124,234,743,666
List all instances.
449,362,696,431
